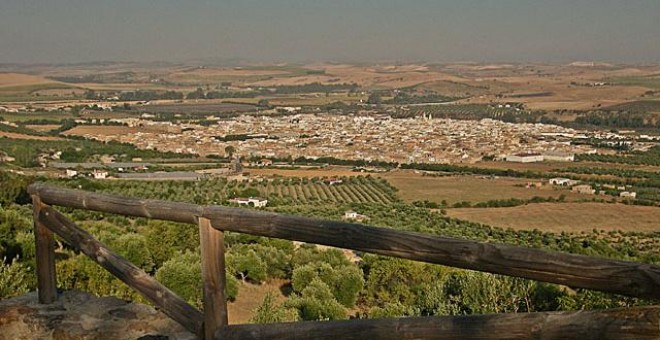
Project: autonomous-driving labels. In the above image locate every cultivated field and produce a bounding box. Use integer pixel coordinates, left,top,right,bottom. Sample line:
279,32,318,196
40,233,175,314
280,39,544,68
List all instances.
0,73,77,101
259,177,399,205
446,202,660,232
24,124,62,132
4,63,660,113
247,167,363,178
384,173,592,204
248,168,602,205
62,125,180,136
471,160,660,173
0,132,63,141
133,102,256,114
0,73,62,88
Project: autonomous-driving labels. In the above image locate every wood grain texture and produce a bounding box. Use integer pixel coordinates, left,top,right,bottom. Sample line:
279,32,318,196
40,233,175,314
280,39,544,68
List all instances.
31,195,57,304
218,306,660,340
199,217,228,339
28,182,201,225
28,183,660,300
36,205,204,336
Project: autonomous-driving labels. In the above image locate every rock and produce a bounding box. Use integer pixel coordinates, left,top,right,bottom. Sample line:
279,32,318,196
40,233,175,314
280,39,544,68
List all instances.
0,290,196,340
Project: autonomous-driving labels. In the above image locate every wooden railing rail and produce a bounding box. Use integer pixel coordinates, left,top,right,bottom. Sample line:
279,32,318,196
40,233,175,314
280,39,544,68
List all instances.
218,306,660,340
27,183,660,339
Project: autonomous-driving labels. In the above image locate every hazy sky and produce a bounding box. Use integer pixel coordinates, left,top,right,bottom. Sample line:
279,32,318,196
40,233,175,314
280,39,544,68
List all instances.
1,0,659,64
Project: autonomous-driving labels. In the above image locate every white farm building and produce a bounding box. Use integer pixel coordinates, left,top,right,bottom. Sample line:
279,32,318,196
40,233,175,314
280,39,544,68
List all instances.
506,153,544,163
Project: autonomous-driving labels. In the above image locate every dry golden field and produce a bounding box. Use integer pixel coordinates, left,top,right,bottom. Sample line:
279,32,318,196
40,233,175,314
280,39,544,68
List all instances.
446,202,660,232
471,161,660,173
383,173,593,204
3,62,660,111
62,125,179,136
227,280,287,324
0,73,58,88
24,124,62,132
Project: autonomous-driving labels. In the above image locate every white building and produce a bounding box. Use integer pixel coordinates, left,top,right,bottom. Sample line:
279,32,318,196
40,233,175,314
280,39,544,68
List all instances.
92,170,108,179
549,178,578,186
65,169,78,178
620,191,637,199
506,153,544,163
344,210,359,219
231,197,268,208
572,184,595,195
543,151,575,162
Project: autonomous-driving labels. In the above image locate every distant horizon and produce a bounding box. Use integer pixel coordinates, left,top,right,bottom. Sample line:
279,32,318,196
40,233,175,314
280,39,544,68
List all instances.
1,58,659,68
1,1,659,64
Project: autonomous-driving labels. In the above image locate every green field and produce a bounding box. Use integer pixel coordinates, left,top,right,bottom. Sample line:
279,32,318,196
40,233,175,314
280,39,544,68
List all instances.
607,75,660,89
603,100,660,112
0,111,74,122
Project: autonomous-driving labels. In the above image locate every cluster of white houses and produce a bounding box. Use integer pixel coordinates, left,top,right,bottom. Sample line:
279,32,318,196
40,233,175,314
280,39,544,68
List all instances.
64,169,108,179
549,177,636,198
68,114,595,165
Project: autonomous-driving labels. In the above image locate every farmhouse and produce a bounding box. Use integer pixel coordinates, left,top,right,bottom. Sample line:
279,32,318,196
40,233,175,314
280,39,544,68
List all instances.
344,210,368,221
230,197,268,208
620,191,637,198
572,184,595,195
549,178,578,186
65,170,78,178
91,170,108,179
92,170,108,179
344,210,359,219
505,153,544,163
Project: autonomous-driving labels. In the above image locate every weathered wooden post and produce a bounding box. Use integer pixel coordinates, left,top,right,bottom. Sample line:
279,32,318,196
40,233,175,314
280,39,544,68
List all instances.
199,217,229,339
31,194,57,304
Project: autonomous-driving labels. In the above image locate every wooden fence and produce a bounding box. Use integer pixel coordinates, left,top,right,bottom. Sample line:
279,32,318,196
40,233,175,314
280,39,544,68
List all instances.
27,183,660,339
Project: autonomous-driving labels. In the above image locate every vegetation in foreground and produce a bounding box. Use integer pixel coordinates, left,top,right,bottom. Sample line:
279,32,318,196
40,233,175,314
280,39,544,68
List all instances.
0,172,657,324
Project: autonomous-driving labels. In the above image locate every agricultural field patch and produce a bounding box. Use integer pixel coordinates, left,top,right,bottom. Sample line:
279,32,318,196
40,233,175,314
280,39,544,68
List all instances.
246,167,365,178
0,132,63,141
131,102,256,114
446,202,660,232
259,176,399,205
607,75,660,89
62,125,179,137
0,73,62,88
384,173,592,205
70,175,399,206
24,124,62,132
603,100,660,113
470,160,660,174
